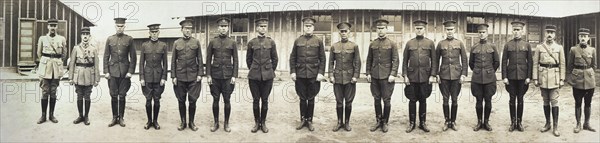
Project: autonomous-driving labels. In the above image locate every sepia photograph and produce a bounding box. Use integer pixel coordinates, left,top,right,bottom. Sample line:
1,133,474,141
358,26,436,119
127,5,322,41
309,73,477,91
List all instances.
0,0,599,142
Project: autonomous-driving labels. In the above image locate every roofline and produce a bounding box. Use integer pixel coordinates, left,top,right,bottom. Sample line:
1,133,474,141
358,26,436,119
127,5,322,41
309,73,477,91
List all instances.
184,8,597,19
59,0,96,26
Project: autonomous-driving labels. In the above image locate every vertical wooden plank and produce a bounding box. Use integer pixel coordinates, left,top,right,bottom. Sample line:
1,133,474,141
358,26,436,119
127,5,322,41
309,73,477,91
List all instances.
36,0,41,19
11,0,19,67
1,0,6,67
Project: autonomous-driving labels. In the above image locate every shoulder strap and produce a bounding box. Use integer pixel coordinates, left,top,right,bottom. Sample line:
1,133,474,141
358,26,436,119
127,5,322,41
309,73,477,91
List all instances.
541,44,558,64
578,47,592,66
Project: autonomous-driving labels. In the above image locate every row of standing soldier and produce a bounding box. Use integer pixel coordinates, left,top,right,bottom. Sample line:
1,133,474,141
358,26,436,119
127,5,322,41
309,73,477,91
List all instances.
35,17,596,136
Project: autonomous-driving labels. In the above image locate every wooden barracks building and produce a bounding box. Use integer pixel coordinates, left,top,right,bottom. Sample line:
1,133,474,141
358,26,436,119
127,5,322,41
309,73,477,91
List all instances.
1,0,95,74
2,3,598,74
170,10,599,73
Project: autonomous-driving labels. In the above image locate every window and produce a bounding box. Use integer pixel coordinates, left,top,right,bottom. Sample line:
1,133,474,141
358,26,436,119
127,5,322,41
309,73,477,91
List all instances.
313,14,332,32
381,15,402,32
467,16,485,33
232,17,249,33
19,19,36,64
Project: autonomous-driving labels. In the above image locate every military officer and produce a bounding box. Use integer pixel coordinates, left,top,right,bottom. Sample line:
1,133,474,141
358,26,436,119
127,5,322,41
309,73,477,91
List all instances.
172,19,204,131
104,17,136,127
68,27,99,126
568,28,596,133
36,18,67,124
533,25,565,137
291,17,326,132
329,22,361,132
470,24,500,132
207,17,239,133
139,24,168,130
403,20,438,133
367,19,400,133
247,18,278,133
435,20,467,131
502,21,533,132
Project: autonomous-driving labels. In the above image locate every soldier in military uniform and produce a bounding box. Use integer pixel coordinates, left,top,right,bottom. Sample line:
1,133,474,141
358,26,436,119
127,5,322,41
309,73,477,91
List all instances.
36,18,67,124
568,28,596,133
435,20,467,131
533,25,565,137
68,27,99,126
470,24,500,132
247,18,278,133
501,21,533,132
139,24,168,130
207,17,239,133
104,17,136,127
367,19,399,133
329,22,361,132
291,17,326,132
172,19,204,131
403,20,438,133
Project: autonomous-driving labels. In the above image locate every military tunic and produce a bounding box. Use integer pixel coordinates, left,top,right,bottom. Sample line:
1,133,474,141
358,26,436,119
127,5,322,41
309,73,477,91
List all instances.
37,34,67,99
533,42,565,89
171,37,204,103
568,45,596,90
139,40,168,99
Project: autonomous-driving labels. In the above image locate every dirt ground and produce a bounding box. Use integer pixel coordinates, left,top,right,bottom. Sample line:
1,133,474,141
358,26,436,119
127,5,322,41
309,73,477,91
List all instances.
1,75,599,142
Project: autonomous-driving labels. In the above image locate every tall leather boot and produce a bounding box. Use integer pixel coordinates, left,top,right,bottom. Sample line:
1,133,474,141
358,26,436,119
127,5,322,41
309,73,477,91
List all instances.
224,105,231,132
509,103,516,132
483,104,492,131
450,104,458,131
370,101,383,132
574,107,582,133
473,106,483,131
332,107,344,132
252,105,260,133
552,106,560,137
419,113,430,132
540,105,551,132
153,100,160,130
344,107,352,131
37,99,48,124
188,103,198,131
210,107,219,132
260,108,269,133
48,98,58,123
406,102,416,133
443,105,450,131
296,100,307,130
306,117,315,131
118,100,126,127
144,101,153,130
516,102,524,132
84,100,91,125
73,100,84,124
583,107,596,132
108,98,118,127
177,103,186,131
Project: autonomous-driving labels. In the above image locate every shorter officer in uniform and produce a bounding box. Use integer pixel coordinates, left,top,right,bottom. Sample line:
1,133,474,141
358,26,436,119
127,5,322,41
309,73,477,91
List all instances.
568,28,596,133
533,25,565,137
207,17,239,133
37,18,67,124
436,20,467,131
247,18,278,133
367,19,399,133
68,27,99,126
172,19,204,131
291,17,327,132
403,20,437,133
139,24,168,130
470,24,500,132
329,22,361,132
502,21,533,132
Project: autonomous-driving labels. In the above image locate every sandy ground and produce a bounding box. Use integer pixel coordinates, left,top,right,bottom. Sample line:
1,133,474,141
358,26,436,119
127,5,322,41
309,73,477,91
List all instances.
1,75,599,142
